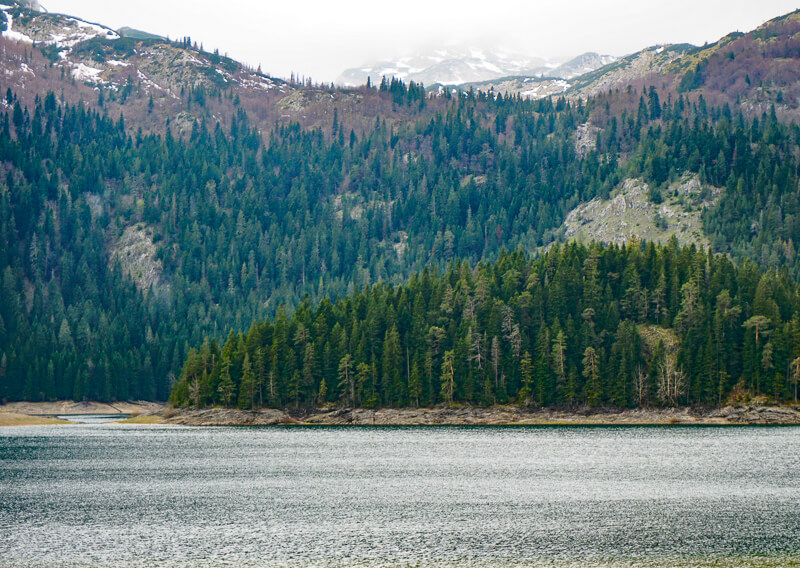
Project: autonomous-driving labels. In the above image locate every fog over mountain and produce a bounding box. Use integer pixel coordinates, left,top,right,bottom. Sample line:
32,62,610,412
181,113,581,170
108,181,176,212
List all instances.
337,48,618,87
38,0,800,82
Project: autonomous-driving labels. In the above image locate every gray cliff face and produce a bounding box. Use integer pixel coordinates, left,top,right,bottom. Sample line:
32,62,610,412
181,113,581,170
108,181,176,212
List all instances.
110,224,165,294
562,174,722,248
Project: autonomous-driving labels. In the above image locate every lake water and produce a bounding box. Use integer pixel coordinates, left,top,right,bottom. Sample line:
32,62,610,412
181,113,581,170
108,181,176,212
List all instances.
55,414,131,424
0,425,798,567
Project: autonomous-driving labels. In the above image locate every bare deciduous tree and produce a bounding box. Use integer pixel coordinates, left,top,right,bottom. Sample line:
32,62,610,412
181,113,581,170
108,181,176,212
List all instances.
657,357,686,406
189,377,201,407
491,336,500,390
468,327,484,370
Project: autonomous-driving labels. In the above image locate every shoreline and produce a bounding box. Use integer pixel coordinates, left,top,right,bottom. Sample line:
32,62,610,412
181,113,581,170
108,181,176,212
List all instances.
0,400,163,416
0,412,73,427
0,400,164,427
136,403,800,427
3,401,800,427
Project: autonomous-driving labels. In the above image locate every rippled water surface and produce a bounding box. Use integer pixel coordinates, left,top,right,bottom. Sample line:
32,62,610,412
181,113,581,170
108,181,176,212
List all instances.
1,425,799,567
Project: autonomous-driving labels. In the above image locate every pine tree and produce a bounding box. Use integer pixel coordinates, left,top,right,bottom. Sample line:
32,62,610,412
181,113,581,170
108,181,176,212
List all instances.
237,353,256,409
440,350,455,406
583,347,601,406
217,362,235,407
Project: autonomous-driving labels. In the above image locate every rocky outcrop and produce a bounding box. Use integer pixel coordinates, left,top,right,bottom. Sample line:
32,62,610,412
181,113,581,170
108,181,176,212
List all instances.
569,46,686,99
563,175,721,247
156,404,800,426
110,224,164,293
304,407,526,425
574,122,600,157
161,407,300,426
710,405,800,424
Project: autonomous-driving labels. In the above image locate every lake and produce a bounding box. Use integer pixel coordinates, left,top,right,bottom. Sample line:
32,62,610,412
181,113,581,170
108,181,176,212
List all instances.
0,424,798,567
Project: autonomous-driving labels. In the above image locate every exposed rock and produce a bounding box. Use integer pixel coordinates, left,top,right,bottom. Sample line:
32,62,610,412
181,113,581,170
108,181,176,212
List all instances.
570,46,687,99
110,224,164,293
470,77,571,100
0,5,118,48
161,408,299,426
710,405,800,424
174,111,197,134
277,91,307,112
574,122,600,157
563,174,721,247
157,404,800,426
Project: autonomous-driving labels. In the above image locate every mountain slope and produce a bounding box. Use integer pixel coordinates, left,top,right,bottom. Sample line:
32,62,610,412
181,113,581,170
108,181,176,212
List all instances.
169,241,800,410
569,10,800,122
562,176,721,248
2,0,800,405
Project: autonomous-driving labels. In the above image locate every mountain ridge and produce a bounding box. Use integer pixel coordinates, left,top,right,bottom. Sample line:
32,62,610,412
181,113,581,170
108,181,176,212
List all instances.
337,48,618,91
2,1,800,405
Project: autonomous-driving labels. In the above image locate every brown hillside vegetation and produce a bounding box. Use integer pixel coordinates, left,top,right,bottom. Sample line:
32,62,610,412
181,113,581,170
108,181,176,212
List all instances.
579,10,800,123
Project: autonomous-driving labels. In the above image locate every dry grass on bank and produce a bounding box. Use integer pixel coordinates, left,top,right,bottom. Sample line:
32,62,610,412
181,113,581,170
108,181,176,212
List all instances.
115,414,166,424
0,412,72,427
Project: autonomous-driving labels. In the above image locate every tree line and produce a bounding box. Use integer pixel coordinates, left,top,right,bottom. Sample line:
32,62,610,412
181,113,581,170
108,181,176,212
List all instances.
170,241,800,409
4,77,800,403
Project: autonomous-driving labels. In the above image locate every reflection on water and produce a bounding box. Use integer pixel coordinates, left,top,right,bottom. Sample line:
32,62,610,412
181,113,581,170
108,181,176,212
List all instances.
0,425,799,567
55,414,131,424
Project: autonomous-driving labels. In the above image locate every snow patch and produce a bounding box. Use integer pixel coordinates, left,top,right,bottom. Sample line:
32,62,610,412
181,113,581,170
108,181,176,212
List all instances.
1,10,33,43
237,74,275,91
71,63,102,83
521,80,569,99
0,7,117,50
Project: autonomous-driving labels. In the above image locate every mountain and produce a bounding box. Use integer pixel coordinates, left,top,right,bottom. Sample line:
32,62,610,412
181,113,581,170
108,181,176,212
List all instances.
117,27,165,41
337,48,548,86
0,2,118,45
2,0,800,406
567,11,800,122
0,0,303,138
551,52,618,79
337,48,617,88
415,52,620,100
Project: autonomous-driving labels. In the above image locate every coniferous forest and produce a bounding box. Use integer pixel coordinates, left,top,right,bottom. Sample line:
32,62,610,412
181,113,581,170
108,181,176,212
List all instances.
168,242,800,410
3,76,800,406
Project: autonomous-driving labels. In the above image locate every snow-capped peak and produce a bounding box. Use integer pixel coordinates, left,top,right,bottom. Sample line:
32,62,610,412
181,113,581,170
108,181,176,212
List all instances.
337,48,617,87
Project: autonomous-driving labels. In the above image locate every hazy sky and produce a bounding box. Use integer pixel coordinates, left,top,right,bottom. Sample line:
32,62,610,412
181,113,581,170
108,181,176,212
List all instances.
41,0,800,82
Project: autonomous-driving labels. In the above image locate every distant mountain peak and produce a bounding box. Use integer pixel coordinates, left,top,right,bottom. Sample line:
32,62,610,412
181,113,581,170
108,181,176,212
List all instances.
337,48,617,87
338,47,545,87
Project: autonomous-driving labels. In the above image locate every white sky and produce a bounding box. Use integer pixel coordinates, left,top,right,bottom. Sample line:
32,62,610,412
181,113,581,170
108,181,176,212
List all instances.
41,0,800,82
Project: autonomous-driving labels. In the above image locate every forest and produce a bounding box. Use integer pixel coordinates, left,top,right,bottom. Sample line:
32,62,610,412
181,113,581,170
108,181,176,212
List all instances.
3,77,800,404
169,241,800,409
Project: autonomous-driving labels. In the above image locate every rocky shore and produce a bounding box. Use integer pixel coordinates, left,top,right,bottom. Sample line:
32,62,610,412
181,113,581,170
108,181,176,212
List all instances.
4,401,798,427
139,404,800,426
